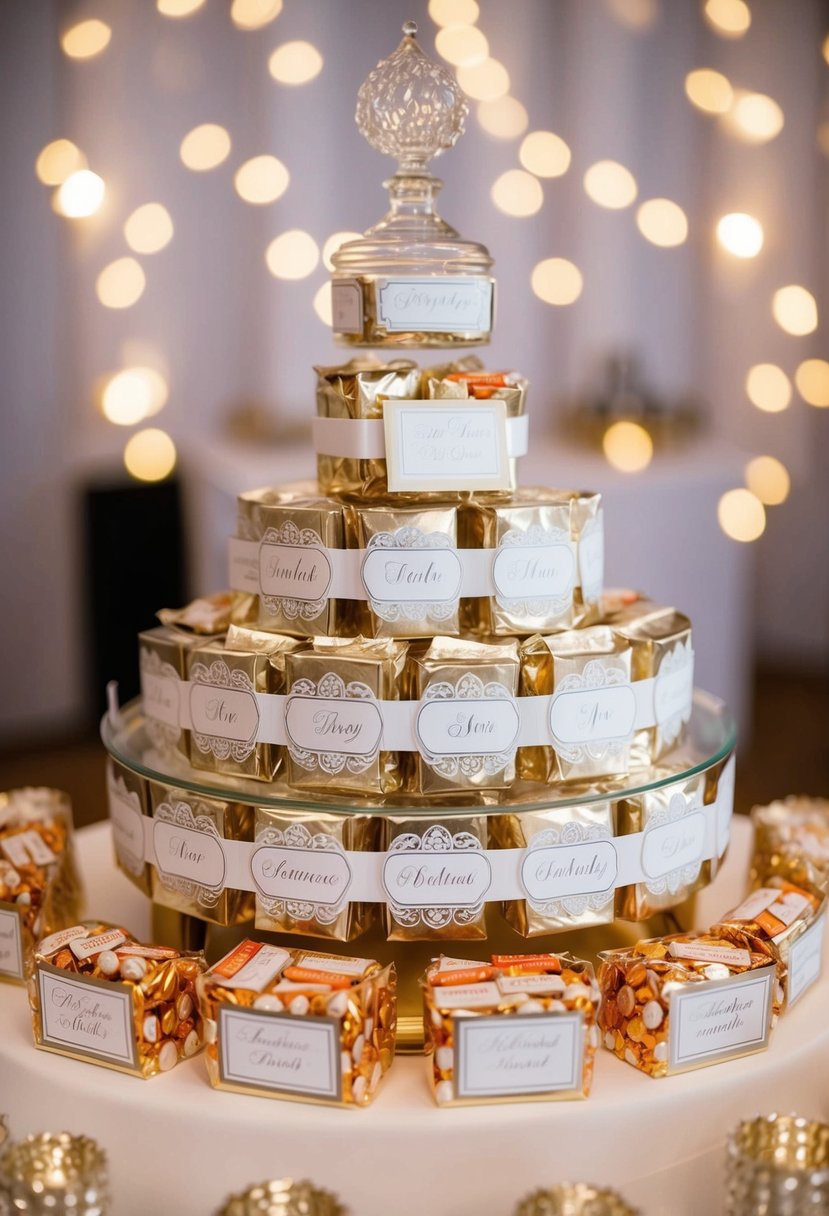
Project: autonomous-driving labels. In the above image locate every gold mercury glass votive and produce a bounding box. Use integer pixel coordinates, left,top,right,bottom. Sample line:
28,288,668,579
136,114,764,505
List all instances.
0,1132,109,1216
215,1179,347,1216
514,1182,639,1215
726,1115,829,1216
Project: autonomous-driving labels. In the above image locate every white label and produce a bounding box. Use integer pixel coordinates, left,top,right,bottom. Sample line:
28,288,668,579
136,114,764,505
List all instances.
434,982,501,1011
416,696,520,758
118,945,179,960
1,831,55,868
140,668,180,729
251,846,352,909
787,912,826,1007
492,544,575,603
497,975,565,996
70,929,127,960
152,820,227,891
107,772,145,879
211,944,291,993
37,925,88,958
726,888,778,921
218,1007,341,1100
228,539,259,594
578,513,604,603
376,276,492,334
383,400,510,493
38,968,138,1068
383,850,492,909
189,683,260,745
548,684,636,747
285,694,382,758
641,811,706,880
668,967,774,1072
654,662,694,728
298,955,372,977
0,906,22,980
361,546,462,604
454,1013,583,1099
331,278,363,334
437,957,484,973
668,942,751,968
520,840,618,903
258,542,333,603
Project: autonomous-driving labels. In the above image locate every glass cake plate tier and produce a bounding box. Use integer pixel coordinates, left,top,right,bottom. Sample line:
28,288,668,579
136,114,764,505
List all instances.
101,690,735,815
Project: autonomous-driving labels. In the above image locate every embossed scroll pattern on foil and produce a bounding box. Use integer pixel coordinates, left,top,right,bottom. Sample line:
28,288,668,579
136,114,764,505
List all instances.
362,526,461,625
285,672,383,776
188,659,260,762
383,824,490,931
253,823,352,927
416,673,519,779
492,525,575,620
259,522,330,623
153,800,226,910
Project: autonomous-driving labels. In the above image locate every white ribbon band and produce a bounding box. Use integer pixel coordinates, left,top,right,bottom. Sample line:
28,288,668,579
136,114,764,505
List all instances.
312,413,530,461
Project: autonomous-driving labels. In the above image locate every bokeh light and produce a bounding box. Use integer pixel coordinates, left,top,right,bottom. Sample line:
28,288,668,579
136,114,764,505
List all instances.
519,130,571,177
718,488,766,543
818,122,829,158
490,169,543,217
636,198,688,247
476,97,528,140
96,258,146,309
157,0,206,15
268,41,323,85
745,364,791,413
265,230,320,279
54,169,105,218
435,24,488,67
772,286,818,336
684,68,733,114
605,0,660,31
602,421,654,473
35,139,86,186
583,160,638,209
795,358,829,407
313,282,333,325
124,203,174,254
124,429,177,482
234,155,290,205
716,212,764,258
704,0,751,38
456,58,510,102
823,33,829,65
726,92,784,144
531,258,583,306
322,230,362,272
745,456,790,506
231,0,283,29
61,19,111,59
428,0,480,25
180,124,231,171
102,368,169,426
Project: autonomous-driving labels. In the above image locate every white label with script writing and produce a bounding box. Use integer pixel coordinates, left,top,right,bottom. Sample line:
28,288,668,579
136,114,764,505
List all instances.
383,400,510,493
520,839,618,904
383,824,491,933
190,683,260,746
285,691,382,761
218,1007,341,1100
361,544,462,606
0,905,22,980
548,681,636,750
416,696,520,758
492,533,575,617
38,967,138,1068
454,1012,584,1099
153,820,226,891
641,810,706,881
787,912,826,1007
251,837,352,913
668,967,774,1073
140,663,180,730
375,276,492,334
107,768,145,879
331,279,363,334
259,542,332,604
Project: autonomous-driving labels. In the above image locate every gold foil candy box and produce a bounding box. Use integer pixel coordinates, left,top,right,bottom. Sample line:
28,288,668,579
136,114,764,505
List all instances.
460,489,603,637
139,625,202,762
422,952,600,1106
252,807,378,941
188,626,301,781
30,921,206,1078
283,636,407,796
106,758,152,897
197,939,396,1107
598,931,780,1078
404,635,520,796
148,783,254,927
611,607,693,765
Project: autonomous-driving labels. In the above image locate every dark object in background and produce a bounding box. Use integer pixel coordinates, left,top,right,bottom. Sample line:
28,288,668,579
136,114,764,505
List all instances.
83,478,187,723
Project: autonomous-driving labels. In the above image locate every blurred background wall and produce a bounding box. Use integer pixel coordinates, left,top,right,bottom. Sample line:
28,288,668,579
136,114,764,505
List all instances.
1,0,827,756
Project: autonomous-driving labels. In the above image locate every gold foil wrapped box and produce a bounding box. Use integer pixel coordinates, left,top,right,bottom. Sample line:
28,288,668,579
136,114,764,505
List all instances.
284,637,407,796
106,758,152,896
30,921,206,1078
611,607,693,765
197,940,396,1107
460,489,603,637
252,807,378,941
148,783,254,927
422,952,600,1105
405,636,520,795
139,625,201,762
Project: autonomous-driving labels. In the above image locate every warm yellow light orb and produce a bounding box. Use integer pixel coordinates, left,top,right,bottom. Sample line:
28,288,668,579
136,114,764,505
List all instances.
726,92,784,144
35,139,86,186
684,68,733,115
313,282,333,326
745,364,791,413
531,258,583,306
61,19,111,59
124,429,177,483
268,41,323,85
476,97,528,140
456,58,510,102
180,124,231,171
435,24,488,68
716,212,764,259
772,286,818,337
583,160,638,209
102,368,169,426
234,155,290,205
636,199,688,247
54,169,105,218
124,203,174,254
157,0,206,15
704,0,751,38
265,230,319,279
428,0,480,26
490,169,543,217
795,358,829,407
519,130,571,178
718,489,766,543
96,258,146,310
322,231,362,272
231,0,283,29
745,456,790,506
602,422,654,473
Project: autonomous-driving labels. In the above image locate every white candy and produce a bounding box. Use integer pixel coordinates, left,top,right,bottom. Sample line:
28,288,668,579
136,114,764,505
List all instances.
120,956,147,982
653,1041,669,1063
430,1007,443,1029
363,1016,374,1038
369,1060,382,1092
289,995,309,1016
143,1014,159,1044
662,980,685,997
341,1050,353,1077
775,981,785,1005
588,1023,600,1049
253,994,283,1012
176,993,193,1020
326,991,348,1018
15,891,31,907
351,1074,367,1104
563,983,591,1002
642,1000,664,1030
517,998,545,1015
435,1079,454,1105
703,963,731,982
546,999,566,1012
624,1047,639,1067
183,1030,200,1058
435,1045,453,1072
97,950,120,977
604,1031,616,1051
352,1033,365,1066
158,1040,178,1072
203,1017,217,1045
